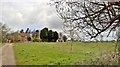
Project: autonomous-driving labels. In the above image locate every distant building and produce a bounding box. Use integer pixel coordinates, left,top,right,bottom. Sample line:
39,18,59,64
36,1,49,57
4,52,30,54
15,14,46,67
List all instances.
56,38,64,42
4,29,42,43
56,32,64,42
19,33,30,42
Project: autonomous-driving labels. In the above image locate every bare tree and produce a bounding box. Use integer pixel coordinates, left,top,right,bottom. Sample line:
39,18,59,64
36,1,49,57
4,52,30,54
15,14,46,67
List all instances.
51,0,120,40
0,23,2,42
0,22,10,42
116,27,120,41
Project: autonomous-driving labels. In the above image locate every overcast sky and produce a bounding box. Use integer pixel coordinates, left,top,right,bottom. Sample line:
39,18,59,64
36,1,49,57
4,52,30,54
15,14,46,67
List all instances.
0,0,118,41
0,0,63,32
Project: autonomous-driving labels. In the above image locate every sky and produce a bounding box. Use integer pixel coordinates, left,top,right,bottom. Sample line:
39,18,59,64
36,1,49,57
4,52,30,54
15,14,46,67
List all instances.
0,0,118,41
0,0,63,32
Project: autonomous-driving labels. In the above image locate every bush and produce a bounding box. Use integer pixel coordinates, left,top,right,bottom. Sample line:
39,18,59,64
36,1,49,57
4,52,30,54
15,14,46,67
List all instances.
33,38,41,42
2,39,6,43
79,51,119,65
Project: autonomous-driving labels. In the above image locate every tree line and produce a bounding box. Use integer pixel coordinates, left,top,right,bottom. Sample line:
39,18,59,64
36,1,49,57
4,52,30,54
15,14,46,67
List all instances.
18,27,60,42
40,27,59,42
0,23,67,43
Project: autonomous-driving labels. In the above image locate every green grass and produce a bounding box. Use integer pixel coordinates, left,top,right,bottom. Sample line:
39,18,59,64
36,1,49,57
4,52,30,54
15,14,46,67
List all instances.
0,43,1,47
0,42,3,47
13,42,116,65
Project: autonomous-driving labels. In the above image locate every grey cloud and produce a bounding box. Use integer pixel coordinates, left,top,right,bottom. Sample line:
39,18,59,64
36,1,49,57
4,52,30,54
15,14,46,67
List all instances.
47,15,63,30
1,0,63,32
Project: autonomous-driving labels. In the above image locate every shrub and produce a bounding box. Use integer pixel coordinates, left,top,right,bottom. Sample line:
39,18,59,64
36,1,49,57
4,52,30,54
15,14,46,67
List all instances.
33,38,41,42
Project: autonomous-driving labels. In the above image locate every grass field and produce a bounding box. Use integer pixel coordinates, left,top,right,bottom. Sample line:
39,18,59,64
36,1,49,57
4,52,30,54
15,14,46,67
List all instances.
0,43,3,47
0,43,1,47
13,42,116,65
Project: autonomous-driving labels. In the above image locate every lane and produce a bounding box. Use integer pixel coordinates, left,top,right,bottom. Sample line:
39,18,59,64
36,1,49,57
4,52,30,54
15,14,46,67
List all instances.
1,43,16,65
0,43,8,67
0,44,2,67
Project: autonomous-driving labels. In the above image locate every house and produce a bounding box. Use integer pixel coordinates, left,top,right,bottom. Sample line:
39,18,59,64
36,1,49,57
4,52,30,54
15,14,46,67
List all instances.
19,29,40,42
56,32,64,42
19,33,31,42
56,38,64,42
5,29,41,43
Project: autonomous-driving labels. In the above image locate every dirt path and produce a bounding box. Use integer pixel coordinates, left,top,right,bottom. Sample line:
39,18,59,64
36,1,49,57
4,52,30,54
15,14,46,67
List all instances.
0,43,16,66
0,44,2,67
